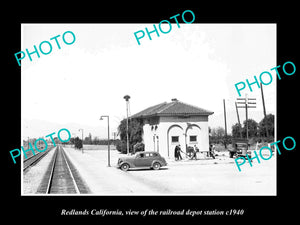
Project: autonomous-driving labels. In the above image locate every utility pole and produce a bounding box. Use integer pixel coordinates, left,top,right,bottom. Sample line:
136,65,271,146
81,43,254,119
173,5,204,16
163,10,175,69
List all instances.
236,95,256,149
260,82,269,137
235,102,241,125
223,99,227,149
245,94,248,140
124,95,130,155
235,101,242,138
260,83,267,117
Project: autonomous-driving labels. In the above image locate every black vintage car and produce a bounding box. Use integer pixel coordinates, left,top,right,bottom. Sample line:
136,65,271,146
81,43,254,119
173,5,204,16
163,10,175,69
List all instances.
229,138,251,159
117,151,167,171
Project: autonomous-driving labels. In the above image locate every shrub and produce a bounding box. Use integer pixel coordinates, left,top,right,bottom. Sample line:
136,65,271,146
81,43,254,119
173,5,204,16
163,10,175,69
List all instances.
115,140,128,154
133,142,144,153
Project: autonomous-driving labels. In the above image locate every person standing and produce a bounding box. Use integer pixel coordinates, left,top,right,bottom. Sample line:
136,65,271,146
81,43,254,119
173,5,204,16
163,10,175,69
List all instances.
174,145,179,161
191,145,199,160
209,144,215,159
177,144,183,160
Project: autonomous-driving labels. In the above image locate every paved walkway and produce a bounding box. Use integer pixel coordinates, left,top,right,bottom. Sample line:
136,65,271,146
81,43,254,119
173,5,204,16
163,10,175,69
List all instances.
63,147,159,194
62,147,276,195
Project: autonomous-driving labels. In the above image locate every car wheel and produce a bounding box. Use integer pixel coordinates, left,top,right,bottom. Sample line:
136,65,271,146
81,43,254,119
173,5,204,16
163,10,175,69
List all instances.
152,162,161,170
121,163,130,171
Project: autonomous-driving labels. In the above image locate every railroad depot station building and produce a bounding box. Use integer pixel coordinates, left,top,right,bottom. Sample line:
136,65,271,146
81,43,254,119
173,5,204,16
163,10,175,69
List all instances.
131,99,214,159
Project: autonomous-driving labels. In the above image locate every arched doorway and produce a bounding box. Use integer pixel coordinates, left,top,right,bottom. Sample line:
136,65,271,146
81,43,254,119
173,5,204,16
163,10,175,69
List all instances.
167,124,184,158
185,124,201,150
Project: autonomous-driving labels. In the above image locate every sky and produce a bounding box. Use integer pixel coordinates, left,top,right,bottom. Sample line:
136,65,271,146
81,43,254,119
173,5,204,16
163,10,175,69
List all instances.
21,23,276,139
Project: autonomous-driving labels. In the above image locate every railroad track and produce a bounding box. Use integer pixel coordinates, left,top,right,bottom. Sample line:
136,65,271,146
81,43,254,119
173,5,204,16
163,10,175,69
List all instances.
37,146,90,194
23,146,55,172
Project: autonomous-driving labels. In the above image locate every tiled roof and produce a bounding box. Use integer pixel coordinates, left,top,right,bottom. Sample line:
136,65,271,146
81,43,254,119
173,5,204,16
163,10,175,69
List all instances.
131,99,214,118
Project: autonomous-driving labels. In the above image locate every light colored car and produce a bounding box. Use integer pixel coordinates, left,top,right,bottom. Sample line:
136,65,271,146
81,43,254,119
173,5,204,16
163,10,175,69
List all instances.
117,151,167,171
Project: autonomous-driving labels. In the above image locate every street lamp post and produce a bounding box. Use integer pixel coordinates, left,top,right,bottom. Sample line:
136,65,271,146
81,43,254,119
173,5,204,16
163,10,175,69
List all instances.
79,128,84,153
123,95,130,155
100,115,110,167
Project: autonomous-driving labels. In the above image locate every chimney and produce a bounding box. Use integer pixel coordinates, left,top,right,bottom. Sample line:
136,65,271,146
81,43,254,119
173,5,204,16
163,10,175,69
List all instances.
171,98,178,102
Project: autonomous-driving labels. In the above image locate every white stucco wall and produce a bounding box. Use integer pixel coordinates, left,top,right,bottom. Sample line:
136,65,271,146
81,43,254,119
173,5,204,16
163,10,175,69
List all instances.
142,115,210,159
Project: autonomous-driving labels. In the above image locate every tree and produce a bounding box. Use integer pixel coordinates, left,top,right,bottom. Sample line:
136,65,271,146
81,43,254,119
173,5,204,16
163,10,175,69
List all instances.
232,123,242,138
117,118,144,153
54,137,60,145
84,133,93,145
231,116,274,143
242,119,258,138
210,127,225,144
215,127,225,138
92,136,100,145
115,140,127,154
209,126,231,147
133,142,145,153
258,114,274,137
74,137,82,149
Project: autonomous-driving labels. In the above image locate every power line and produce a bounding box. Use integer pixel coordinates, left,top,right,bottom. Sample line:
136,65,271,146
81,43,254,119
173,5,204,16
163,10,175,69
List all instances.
236,94,256,145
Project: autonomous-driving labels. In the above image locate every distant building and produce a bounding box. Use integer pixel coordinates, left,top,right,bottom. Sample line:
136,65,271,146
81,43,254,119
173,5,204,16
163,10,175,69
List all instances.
131,99,214,159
